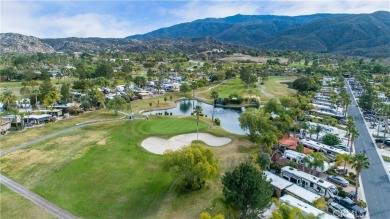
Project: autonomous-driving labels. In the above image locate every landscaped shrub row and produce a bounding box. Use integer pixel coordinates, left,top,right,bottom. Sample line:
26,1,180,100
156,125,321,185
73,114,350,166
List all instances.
155,112,173,116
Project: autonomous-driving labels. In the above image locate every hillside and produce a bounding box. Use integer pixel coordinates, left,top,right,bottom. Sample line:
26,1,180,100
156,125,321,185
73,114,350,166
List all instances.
0,33,235,55
260,11,390,57
0,33,55,54
128,11,390,57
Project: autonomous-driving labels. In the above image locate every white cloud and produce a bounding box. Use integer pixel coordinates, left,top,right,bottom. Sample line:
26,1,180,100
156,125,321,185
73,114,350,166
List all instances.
168,1,262,22
257,0,389,16
0,1,140,38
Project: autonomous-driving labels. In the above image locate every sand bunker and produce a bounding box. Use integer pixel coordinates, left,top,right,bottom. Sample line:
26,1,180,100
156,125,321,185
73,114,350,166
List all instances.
141,133,232,154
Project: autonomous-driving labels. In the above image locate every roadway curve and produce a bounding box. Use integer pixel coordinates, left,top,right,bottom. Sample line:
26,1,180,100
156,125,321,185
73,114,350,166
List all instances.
0,112,129,218
1,174,78,219
345,80,390,219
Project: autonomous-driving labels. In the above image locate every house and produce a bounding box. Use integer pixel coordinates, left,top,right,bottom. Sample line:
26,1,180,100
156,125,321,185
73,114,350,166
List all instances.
1,115,24,130
23,114,52,125
0,120,11,135
278,136,312,154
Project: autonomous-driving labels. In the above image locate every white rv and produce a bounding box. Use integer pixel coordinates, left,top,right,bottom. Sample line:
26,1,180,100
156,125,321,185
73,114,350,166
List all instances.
280,166,338,199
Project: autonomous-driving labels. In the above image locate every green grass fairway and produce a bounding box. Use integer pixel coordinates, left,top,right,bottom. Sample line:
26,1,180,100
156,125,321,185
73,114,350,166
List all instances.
197,78,262,101
261,76,297,98
2,117,231,218
0,110,122,151
197,76,297,103
0,184,56,219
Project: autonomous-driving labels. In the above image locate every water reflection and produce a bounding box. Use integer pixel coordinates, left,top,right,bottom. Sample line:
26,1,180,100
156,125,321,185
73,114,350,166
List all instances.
179,100,192,113
148,99,248,135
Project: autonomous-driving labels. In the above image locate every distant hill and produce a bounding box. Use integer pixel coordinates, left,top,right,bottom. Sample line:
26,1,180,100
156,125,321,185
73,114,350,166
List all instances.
129,13,343,40
0,33,235,55
0,33,55,54
259,11,390,57
128,11,390,57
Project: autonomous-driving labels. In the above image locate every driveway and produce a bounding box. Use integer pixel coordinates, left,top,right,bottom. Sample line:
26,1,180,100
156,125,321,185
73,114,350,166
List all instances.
345,80,390,219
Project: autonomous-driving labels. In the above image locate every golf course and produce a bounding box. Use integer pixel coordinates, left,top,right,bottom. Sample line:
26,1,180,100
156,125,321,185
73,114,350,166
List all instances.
0,115,254,218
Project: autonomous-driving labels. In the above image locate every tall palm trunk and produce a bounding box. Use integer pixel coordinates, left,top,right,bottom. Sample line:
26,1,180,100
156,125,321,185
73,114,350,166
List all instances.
355,172,360,202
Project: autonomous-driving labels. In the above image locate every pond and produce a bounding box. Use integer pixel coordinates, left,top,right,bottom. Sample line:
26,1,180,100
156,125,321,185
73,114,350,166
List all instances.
147,99,248,135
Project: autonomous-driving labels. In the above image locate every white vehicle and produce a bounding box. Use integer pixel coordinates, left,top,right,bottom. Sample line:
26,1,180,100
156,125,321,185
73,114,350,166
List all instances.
307,122,339,135
299,139,348,161
264,171,321,204
312,100,337,109
281,166,338,199
283,150,330,172
328,202,355,219
280,195,338,219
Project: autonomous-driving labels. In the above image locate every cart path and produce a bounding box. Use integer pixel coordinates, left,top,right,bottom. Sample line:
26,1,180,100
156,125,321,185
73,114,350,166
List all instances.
0,113,127,156
1,174,78,219
0,112,129,218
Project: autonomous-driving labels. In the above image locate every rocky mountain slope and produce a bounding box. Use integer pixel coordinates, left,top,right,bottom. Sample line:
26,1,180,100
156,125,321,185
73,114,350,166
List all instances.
0,33,55,54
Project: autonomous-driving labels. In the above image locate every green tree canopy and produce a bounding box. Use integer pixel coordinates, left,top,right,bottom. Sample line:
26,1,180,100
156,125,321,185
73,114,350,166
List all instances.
222,162,273,219
38,79,56,102
180,83,191,94
321,134,341,146
95,62,114,79
106,96,126,115
163,143,218,190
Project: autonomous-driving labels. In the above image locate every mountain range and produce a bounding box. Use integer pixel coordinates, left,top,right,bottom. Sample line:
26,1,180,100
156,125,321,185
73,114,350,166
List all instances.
1,11,389,57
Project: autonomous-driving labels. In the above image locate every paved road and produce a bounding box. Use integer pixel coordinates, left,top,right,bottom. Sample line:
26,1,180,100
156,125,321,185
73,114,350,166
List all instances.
0,113,127,218
345,80,390,219
1,174,78,219
0,116,126,156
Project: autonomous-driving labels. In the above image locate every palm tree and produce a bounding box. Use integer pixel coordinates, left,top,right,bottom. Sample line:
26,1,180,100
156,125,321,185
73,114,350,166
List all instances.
43,91,60,110
346,116,355,147
0,90,16,111
31,89,40,109
300,122,309,138
315,124,324,141
194,105,203,140
210,90,219,125
309,127,316,140
302,152,329,175
335,153,352,175
271,198,321,219
351,153,370,202
156,83,162,106
349,127,360,155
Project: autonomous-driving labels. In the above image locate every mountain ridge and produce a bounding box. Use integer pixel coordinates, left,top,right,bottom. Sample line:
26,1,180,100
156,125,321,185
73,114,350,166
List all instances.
1,11,389,57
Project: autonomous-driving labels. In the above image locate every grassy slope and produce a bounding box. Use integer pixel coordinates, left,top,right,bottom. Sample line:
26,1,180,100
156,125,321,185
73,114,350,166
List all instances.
0,110,122,151
197,76,297,103
262,76,297,98
0,184,56,219
1,117,253,218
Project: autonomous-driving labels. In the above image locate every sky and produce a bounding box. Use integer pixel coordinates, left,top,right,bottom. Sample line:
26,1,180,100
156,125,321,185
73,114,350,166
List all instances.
1,0,389,38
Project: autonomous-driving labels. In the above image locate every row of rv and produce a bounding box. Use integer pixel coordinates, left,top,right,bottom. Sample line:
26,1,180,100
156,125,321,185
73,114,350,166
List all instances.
310,78,345,119
268,78,362,218
265,168,358,219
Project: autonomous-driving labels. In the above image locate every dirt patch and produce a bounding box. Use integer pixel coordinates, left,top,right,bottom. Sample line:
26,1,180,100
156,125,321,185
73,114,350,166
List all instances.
97,139,107,145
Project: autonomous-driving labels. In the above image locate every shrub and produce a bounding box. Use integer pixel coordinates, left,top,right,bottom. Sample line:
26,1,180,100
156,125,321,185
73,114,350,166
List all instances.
357,200,367,208
270,163,281,174
337,186,347,197
68,106,83,115
214,118,221,126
